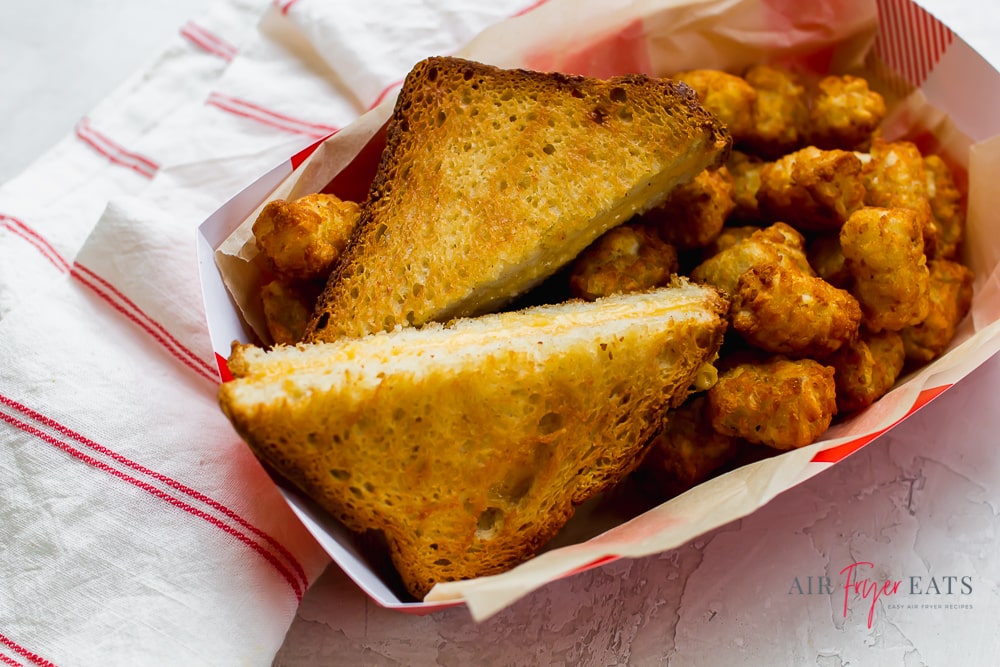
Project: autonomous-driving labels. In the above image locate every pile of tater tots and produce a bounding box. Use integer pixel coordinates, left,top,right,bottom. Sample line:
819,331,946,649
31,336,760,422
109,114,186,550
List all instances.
566,66,973,499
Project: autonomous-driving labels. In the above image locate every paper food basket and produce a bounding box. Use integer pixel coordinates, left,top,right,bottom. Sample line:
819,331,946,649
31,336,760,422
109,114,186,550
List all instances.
197,0,1000,621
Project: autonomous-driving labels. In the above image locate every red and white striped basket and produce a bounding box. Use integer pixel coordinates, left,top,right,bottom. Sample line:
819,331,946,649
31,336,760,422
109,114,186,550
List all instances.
198,0,1000,617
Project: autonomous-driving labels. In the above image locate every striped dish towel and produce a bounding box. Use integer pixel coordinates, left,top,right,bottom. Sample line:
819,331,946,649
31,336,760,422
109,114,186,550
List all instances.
0,0,544,664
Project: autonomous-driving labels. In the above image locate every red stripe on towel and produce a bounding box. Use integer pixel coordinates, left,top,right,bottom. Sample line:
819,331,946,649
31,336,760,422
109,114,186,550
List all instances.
512,0,550,17
1,215,218,385
0,633,56,667
0,396,307,602
70,266,219,384
75,118,158,179
71,263,218,381
368,78,404,111
206,92,338,139
1,394,309,591
180,21,238,61
1,215,70,273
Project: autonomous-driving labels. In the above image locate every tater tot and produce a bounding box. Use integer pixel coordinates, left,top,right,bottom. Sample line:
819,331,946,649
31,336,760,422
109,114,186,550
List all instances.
757,146,866,232
703,225,759,257
900,259,975,362
568,224,679,301
807,234,852,289
691,222,813,296
253,193,361,282
743,64,810,158
727,150,767,223
829,329,906,413
259,278,323,345
861,139,940,258
707,357,838,450
637,395,756,498
923,155,965,260
840,206,930,331
806,74,887,151
673,69,758,141
731,263,862,358
640,167,736,249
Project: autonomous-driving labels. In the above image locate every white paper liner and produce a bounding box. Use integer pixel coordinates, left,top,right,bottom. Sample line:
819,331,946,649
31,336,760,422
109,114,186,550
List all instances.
199,0,1000,620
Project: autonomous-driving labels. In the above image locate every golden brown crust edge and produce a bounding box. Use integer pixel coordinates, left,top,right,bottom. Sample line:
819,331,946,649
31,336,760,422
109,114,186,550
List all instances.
304,56,730,342
220,285,729,599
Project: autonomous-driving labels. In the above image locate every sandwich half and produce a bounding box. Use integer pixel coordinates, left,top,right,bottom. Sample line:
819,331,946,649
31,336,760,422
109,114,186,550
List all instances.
220,280,728,598
304,56,730,341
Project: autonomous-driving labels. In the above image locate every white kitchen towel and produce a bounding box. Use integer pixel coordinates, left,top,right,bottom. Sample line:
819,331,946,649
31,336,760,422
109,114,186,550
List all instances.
0,0,543,664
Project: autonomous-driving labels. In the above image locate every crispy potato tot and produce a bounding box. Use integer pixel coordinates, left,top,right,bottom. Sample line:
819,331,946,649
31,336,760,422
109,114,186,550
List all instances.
727,150,767,223
704,225,759,257
707,357,837,450
900,259,975,362
731,264,862,358
743,64,809,158
924,155,965,260
673,69,758,141
568,224,679,300
253,193,361,282
260,278,323,345
807,234,852,290
806,75,887,151
841,206,930,332
691,222,812,296
637,395,757,498
757,146,866,231
713,334,771,373
861,139,940,257
641,167,736,249
829,329,906,413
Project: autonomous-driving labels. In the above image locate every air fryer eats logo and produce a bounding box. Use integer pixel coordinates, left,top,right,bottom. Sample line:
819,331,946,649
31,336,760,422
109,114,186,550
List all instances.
788,561,974,628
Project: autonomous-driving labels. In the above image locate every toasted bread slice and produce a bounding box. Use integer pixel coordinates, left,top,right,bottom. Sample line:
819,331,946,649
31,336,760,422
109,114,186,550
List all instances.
220,280,728,598
304,56,730,341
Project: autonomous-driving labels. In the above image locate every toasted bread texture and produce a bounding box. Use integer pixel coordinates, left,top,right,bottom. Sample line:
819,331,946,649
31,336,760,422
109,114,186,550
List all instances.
304,56,730,341
220,280,728,598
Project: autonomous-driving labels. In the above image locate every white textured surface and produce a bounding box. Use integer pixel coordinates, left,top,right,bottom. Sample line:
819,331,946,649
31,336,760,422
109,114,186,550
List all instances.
3,1,999,664
0,0,207,184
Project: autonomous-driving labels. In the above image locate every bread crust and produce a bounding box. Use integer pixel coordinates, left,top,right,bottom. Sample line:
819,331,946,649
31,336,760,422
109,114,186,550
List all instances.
221,283,728,598
305,56,730,341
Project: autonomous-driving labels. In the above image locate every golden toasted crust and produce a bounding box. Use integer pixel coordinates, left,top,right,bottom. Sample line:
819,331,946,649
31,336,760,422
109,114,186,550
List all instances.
305,56,730,341
220,282,728,598
672,69,757,140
